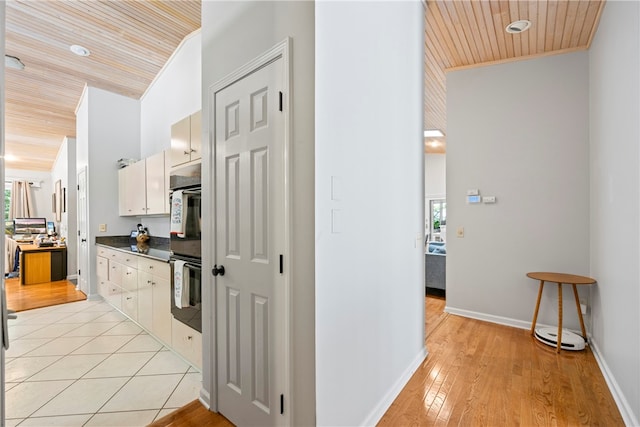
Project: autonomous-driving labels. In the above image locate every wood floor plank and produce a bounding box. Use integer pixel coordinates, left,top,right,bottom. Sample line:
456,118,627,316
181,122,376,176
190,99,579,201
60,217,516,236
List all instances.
149,400,234,427
5,277,86,312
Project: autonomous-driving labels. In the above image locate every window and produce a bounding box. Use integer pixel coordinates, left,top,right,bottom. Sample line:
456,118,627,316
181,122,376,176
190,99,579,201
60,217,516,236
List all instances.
4,181,12,234
429,199,446,241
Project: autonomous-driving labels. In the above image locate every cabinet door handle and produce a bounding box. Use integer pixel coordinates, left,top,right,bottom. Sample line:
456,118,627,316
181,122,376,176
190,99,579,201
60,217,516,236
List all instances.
183,150,190,155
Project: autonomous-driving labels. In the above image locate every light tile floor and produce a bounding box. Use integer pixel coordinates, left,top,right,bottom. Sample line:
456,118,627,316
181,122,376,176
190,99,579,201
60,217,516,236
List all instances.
5,299,201,426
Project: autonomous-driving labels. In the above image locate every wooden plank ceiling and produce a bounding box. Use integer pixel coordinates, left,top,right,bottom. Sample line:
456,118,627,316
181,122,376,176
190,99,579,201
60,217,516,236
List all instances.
424,0,605,154
3,1,604,169
4,0,201,171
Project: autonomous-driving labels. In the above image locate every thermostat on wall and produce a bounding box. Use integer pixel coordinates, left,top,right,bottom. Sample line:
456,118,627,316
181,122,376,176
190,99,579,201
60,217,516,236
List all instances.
467,195,481,204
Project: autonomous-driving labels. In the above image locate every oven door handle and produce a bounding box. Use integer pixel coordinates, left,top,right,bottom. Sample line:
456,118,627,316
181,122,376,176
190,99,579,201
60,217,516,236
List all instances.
169,260,202,271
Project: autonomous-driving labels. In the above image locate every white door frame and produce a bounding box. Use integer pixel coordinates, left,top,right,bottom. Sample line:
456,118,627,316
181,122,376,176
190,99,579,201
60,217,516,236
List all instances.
205,38,292,423
77,166,89,295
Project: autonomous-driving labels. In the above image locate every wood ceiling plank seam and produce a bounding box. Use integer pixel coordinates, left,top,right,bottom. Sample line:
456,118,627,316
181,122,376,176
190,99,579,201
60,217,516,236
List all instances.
478,0,500,61
497,0,515,58
463,0,492,62
516,0,530,57
544,0,559,51
126,0,200,34
5,99,77,116
489,0,509,59
552,1,569,51
104,4,198,50
560,0,580,49
426,21,453,70
442,0,477,65
526,1,538,55
586,0,605,48
453,0,484,63
535,0,548,54
569,0,592,48
155,0,201,27
119,0,199,30
432,1,466,65
507,0,523,57
428,2,464,66
424,72,445,99
425,38,447,81
424,69,445,100
578,0,604,47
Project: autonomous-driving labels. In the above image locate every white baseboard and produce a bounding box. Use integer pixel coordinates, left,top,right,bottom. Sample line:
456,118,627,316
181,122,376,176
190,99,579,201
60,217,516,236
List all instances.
590,339,639,427
199,387,211,411
66,274,78,281
445,306,538,331
361,346,428,426
443,305,584,334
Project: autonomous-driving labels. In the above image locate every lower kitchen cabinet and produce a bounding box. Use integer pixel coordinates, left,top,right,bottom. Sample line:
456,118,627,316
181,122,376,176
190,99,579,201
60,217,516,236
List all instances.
97,246,201,369
122,290,138,321
138,269,172,346
172,317,202,369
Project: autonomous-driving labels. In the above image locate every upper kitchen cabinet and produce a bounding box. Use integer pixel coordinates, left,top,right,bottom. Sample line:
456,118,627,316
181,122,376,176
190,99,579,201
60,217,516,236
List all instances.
119,150,169,216
170,111,202,167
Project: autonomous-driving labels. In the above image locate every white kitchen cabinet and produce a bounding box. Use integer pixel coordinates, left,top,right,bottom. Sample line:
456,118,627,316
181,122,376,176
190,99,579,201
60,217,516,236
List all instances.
145,150,169,215
170,111,202,167
118,150,169,216
172,317,202,369
96,255,108,279
122,290,138,321
118,159,146,216
138,257,172,345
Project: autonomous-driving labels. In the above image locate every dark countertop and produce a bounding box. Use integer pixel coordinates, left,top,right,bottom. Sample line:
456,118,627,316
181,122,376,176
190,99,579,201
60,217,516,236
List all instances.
96,235,170,262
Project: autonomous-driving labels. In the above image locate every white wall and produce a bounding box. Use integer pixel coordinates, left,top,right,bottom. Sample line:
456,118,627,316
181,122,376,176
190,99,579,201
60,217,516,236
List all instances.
201,2,315,423
76,87,141,296
425,154,445,199
51,137,78,279
316,2,425,425
5,169,52,220
139,31,201,237
588,1,640,425
446,52,590,330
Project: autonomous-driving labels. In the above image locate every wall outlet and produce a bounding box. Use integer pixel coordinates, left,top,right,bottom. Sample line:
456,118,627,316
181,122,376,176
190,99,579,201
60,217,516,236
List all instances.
99,223,107,232
456,226,464,238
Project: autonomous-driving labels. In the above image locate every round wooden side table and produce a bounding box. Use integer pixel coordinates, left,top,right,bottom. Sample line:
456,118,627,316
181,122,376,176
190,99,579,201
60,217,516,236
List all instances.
526,272,596,353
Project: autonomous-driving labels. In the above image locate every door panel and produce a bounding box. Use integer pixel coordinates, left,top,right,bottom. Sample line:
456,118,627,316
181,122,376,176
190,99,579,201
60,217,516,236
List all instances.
215,57,284,426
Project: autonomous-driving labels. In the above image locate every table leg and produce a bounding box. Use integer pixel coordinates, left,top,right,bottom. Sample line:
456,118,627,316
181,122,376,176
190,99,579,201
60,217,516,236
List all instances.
557,283,563,353
572,284,587,340
530,280,545,335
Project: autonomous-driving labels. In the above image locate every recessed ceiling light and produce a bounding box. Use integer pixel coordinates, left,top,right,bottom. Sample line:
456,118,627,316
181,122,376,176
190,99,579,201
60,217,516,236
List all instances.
424,129,444,138
5,55,25,70
506,20,532,34
70,44,91,57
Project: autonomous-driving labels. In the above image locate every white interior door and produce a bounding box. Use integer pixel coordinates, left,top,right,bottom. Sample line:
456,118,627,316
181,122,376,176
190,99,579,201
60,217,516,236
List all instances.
77,167,89,294
214,56,287,426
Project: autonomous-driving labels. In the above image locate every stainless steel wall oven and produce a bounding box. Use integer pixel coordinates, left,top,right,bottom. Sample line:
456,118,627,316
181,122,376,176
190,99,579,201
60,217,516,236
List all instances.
169,163,202,332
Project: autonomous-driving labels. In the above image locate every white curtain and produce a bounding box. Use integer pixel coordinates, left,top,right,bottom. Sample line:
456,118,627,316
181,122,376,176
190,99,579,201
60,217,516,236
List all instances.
9,180,34,219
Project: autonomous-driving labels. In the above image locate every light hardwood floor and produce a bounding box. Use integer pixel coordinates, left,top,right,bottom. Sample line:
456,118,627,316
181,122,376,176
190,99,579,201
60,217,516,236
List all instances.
5,277,86,312
379,295,624,426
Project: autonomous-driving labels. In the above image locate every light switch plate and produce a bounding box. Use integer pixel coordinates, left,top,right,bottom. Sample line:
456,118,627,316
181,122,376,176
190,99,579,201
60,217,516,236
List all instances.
99,223,107,232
